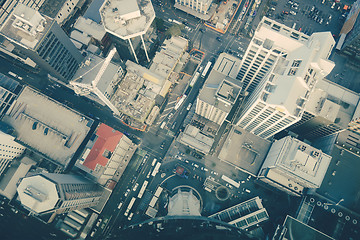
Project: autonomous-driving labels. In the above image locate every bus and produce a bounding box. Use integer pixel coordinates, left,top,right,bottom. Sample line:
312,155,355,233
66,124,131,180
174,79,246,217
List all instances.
221,175,240,188
149,196,158,208
124,197,136,216
151,158,157,167
174,95,187,110
201,61,212,77
137,180,149,198
151,162,161,177
154,186,163,198
189,72,200,87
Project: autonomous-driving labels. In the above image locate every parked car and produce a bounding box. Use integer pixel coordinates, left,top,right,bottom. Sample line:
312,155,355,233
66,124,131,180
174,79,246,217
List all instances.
133,183,139,191
124,188,131,197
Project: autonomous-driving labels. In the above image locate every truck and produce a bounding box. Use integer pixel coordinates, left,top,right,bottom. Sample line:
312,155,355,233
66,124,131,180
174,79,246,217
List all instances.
221,175,240,188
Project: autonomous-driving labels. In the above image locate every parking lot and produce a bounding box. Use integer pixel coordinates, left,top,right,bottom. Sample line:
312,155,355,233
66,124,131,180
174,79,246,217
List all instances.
266,0,353,37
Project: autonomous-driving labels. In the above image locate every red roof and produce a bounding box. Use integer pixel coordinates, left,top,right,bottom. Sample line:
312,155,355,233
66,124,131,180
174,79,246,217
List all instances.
82,123,123,171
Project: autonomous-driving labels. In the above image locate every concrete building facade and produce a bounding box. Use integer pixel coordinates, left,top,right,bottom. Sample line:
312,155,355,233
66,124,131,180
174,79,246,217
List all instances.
174,0,213,19
196,53,242,125
0,3,83,82
17,173,103,215
335,0,360,64
258,136,332,196
76,123,137,185
0,131,26,176
236,19,335,139
283,79,360,140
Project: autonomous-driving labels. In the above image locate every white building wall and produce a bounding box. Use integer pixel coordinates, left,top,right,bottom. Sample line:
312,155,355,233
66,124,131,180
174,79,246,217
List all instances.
175,0,212,14
0,131,26,175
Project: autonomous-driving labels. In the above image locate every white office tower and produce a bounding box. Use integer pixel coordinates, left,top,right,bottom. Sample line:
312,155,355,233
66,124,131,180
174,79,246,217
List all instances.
0,131,26,176
236,20,335,139
258,136,332,196
237,17,332,95
167,186,201,216
100,0,155,63
17,173,103,215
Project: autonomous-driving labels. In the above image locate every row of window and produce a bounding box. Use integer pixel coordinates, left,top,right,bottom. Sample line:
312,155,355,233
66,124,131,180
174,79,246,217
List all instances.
0,144,23,150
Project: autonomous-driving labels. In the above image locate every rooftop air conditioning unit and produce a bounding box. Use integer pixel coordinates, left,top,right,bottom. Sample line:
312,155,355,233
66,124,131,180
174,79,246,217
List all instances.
311,151,320,157
298,145,306,151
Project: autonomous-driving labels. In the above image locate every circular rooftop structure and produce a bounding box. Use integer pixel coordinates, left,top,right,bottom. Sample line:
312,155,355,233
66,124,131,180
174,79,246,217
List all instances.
168,186,203,216
99,0,155,39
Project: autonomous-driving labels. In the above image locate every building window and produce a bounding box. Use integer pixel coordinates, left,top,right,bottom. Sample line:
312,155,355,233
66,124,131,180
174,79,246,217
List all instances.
291,60,302,67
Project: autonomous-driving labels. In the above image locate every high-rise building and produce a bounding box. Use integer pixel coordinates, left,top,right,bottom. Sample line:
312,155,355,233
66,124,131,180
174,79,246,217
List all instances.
196,53,242,125
99,0,155,63
0,3,83,82
335,0,360,64
174,0,213,20
0,0,81,26
236,19,335,139
258,136,332,196
17,173,103,215
0,130,26,176
167,186,202,216
282,78,360,140
237,17,326,95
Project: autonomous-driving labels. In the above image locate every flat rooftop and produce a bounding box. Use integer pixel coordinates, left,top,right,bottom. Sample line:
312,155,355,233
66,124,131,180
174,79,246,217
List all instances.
99,0,155,39
218,126,271,175
177,125,214,154
198,53,242,113
149,36,188,79
316,144,360,214
282,215,334,240
2,87,92,167
272,136,332,188
0,3,52,49
38,0,67,18
111,60,164,122
305,78,359,128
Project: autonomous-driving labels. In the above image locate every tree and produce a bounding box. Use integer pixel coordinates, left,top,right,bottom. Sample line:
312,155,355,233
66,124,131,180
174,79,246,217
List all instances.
165,24,184,38
153,17,165,32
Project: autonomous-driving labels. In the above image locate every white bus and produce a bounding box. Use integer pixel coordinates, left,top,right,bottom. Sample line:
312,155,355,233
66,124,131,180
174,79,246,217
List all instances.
154,186,163,198
189,72,200,87
221,175,240,188
151,162,161,177
174,95,187,110
149,196,158,208
151,158,157,167
201,61,212,77
137,180,149,198
124,197,136,217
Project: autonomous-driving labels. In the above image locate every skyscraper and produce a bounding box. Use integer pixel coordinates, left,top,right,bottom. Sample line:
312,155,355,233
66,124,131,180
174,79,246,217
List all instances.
17,173,103,215
336,0,360,64
0,3,83,82
236,18,335,139
0,130,26,176
237,17,320,95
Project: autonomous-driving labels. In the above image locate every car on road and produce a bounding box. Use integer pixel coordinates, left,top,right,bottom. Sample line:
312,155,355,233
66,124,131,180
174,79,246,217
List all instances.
124,188,131,197
199,28,205,33
160,141,166,150
211,171,219,176
226,183,234,189
216,37,222,42
185,159,189,164
186,103,192,111
133,183,139,191
208,176,216,181
96,218,102,227
201,167,208,172
194,164,199,168
290,11,296,15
